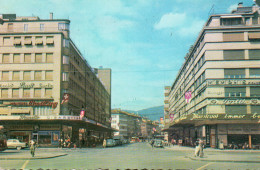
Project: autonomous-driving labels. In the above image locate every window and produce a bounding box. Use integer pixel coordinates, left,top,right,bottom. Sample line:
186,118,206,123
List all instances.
225,87,246,97
24,36,32,45
3,37,11,46
58,23,69,30
35,36,43,45
34,71,42,80
45,71,53,80
14,37,21,46
223,32,244,42
251,105,260,114
249,49,260,60
62,72,69,81
34,88,41,98
1,89,8,98
221,18,242,26
23,71,31,80
63,55,69,64
24,54,32,63
250,87,260,97
45,88,52,98
24,24,28,31
63,39,69,48
46,36,54,45
7,23,13,31
2,71,9,81
35,53,42,63
23,88,30,98
249,69,260,78
12,89,19,98
2,54,10,63
13,71,20,80
46,53,53,63
225,105,247,114
40,24,44,31
224,69,245,78
223,50,245,60
13,54,20,63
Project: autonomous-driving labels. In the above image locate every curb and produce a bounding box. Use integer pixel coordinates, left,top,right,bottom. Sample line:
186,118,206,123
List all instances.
0,153,68,160
186,156,260,163
164,147,260,153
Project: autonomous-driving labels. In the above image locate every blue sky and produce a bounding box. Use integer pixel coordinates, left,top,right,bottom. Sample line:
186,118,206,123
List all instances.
0,0,254,111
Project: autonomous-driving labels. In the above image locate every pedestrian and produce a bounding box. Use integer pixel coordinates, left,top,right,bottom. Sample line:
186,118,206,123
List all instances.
30,139,36,157
103,139,107,148
198,139,204,157
194,139,200,157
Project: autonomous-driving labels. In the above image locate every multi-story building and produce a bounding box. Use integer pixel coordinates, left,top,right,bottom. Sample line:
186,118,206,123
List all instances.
111,109,142,139
164,3,260,149
0,14,112,146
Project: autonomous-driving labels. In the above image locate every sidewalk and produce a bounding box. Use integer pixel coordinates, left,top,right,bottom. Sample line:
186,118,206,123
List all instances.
0,148,68,160
164,145,260,163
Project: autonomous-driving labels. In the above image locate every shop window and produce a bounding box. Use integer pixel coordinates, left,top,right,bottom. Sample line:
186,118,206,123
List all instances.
223,50,245,60
2,54,10,63
46,53,53,63
12,89,19,98
63,55,69,64
225,87,246,97
24,54,32,63
34,71,42,80
13,54,20,63
250,68,260,78
35,53,43,63
3,37,12,46
249,49,260,60
1,89,8,98
45,71,53,80
23,88,30,98
45,88,52,98
225,105,247,114
13,71,20,81
251,105,260,114
35,36,43,45
250,87,260,97
23,71,31,80
2,71,9,81
224,69,245,78
34,88,41,98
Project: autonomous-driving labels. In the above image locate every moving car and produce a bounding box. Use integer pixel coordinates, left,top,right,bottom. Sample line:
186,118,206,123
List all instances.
153,139,163,148
105,139,116,147
7,139,27,150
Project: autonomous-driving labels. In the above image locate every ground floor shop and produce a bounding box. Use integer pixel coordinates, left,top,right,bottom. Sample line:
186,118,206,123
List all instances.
0,116,113,147
165,123,260,149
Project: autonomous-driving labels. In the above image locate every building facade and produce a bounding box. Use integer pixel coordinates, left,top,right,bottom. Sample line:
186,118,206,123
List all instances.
164,3,260,149
0,14,112,146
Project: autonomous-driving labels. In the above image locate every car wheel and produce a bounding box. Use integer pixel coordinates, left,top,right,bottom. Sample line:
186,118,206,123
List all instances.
17,146,22,150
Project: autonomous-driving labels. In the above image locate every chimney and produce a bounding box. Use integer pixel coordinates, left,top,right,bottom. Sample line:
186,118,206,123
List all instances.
50,12,53,20
238,2,243,7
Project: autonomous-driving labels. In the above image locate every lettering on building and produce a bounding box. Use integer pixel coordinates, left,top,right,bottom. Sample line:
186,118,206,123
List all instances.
10,100,58,108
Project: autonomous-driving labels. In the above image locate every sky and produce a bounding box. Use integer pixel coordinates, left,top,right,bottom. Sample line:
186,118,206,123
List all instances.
0,0,254,111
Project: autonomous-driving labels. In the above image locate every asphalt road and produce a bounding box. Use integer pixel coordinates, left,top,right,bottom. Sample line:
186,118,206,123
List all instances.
0,143,260,169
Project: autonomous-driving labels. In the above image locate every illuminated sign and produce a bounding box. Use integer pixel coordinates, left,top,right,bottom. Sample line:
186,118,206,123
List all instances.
10,100,58,108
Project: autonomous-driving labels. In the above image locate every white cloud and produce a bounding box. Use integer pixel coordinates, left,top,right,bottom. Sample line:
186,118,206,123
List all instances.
154,12,186,30
228,4,238,13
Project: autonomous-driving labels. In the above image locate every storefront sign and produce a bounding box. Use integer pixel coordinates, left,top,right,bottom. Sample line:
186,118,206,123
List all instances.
0,82,53,88
20,115,40,120
207,79,260,86
223,99,246,104
209,99,259,105
10,100,58,108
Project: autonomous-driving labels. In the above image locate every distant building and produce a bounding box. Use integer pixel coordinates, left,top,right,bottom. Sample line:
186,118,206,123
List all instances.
0,14,112,146
164,3,260,149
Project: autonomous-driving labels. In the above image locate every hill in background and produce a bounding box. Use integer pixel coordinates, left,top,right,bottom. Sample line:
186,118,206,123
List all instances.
124,105,164,121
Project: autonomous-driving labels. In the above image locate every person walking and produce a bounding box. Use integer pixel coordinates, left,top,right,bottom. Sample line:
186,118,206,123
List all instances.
30,139,36,157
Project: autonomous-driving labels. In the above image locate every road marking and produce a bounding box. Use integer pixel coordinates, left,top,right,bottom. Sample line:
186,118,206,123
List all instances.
196,162,214,170
21,160,30,169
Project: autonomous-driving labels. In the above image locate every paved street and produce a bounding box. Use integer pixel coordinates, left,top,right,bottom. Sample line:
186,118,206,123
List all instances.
0,142,260,170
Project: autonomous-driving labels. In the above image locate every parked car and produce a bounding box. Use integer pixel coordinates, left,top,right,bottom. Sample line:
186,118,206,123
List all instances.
153,139,163,148
7,139,27,150
105,139,116,147
114,139,122,146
